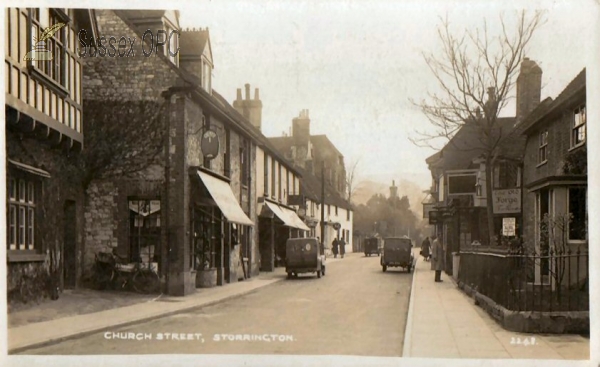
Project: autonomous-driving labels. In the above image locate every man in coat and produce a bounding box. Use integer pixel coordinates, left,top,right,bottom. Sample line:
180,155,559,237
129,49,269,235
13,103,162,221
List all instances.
420,236,431,261
332,238,339,258
339,238,346,258
431,234,445,282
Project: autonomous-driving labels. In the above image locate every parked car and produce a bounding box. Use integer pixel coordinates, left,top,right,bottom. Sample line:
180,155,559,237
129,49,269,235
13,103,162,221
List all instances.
285,238,326,278
381,237,414,272
364,237,381,257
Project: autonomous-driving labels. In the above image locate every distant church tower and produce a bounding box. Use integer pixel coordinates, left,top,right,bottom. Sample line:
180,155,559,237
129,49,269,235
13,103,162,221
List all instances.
390,180,398,198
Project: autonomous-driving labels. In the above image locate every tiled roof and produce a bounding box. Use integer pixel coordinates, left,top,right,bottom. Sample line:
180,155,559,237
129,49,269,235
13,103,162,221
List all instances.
209,91,301,176
294,165,352,210
430,116,519,170
269,134,344,159
179,29,210,57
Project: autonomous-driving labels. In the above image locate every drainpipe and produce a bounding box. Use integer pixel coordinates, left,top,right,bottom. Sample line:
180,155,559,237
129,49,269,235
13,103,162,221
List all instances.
162,89,172,295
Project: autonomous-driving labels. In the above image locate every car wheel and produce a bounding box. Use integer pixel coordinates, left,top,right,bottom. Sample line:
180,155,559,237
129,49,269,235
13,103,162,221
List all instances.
382,265,387,272
287,272,292,279
317,270,321,278
322,266,326,276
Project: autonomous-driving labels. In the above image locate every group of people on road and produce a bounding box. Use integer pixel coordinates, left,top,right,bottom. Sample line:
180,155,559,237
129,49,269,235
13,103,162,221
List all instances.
331,238,346,258
420,234,445,282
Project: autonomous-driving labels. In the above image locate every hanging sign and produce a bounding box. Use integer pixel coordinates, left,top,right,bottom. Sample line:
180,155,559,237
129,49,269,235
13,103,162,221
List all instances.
129,200,161,216
333,222,341,230
201,129,220,160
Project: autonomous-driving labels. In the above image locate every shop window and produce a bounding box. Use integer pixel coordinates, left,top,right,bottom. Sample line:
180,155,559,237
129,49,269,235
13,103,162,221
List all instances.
447,174,476,194
571,105,586,148
568,187,587,241
128,199,161,264
7,176,37,251
538,130,548,164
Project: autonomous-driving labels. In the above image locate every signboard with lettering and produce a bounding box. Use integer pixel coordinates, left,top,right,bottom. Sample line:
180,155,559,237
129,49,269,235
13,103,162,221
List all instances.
492,189,521,214
502,217,516,237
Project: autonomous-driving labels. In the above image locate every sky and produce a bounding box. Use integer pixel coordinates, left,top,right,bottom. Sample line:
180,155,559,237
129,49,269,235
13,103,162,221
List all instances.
176,0,598,192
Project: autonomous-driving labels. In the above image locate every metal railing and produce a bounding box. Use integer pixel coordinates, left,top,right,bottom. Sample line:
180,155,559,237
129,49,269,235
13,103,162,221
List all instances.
458,248,589,312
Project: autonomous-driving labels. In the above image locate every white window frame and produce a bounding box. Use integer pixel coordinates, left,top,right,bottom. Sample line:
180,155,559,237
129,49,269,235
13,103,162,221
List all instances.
538,130,548,165
7,177,37,251
571,105,586,149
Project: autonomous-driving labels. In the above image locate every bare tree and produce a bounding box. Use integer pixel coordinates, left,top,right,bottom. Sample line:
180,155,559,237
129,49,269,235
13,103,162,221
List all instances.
345,158,362,204
411,11,545,243
79,98,168,190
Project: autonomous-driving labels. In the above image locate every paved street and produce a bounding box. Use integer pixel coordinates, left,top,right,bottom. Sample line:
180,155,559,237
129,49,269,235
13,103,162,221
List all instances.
20,253,413,356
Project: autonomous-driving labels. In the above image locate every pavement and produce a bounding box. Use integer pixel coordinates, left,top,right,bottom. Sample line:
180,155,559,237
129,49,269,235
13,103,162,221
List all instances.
6,254,346,354
402,250,590,359
6,249,590,359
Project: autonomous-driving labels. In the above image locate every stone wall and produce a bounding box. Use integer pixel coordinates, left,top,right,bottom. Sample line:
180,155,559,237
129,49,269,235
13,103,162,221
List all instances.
6,130,85,305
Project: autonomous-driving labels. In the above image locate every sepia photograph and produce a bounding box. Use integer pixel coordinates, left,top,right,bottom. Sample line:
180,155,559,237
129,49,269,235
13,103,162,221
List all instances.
1,0,599,366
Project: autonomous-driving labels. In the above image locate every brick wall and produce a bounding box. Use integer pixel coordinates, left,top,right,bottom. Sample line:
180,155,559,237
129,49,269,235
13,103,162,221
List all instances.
522,101,586,249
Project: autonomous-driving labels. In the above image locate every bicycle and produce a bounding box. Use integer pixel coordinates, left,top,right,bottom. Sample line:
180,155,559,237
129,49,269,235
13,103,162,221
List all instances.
92,251,160,294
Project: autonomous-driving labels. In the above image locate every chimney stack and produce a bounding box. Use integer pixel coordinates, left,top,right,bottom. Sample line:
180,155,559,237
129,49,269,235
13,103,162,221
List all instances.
233,83,263,130
292,109,311,148
516,57,542,123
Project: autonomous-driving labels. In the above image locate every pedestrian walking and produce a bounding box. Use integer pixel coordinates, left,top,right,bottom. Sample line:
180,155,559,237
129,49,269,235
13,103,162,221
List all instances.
431,234,445,282
332,238,339,258
420,236,431,261
339,238,346,258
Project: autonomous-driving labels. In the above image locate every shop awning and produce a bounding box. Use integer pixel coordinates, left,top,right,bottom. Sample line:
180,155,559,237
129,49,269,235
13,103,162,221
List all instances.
197,170,254,226
264,201,310,231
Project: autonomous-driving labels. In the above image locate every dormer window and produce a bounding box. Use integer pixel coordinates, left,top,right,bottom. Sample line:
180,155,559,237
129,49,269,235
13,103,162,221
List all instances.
165,24,179,66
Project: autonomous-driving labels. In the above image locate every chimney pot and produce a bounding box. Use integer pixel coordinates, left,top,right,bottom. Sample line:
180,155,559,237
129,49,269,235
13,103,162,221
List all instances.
254,88,260,100
245,84,250,100
236,88,242,101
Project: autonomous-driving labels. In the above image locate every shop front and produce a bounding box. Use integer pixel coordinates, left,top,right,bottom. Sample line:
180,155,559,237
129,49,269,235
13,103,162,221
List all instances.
191,168,254,288
258,198,309,271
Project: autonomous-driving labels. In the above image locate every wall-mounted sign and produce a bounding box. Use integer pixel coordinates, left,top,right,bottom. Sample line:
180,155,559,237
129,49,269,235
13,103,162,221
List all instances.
502,217,516,236
492,189,521,214
201,129,219,160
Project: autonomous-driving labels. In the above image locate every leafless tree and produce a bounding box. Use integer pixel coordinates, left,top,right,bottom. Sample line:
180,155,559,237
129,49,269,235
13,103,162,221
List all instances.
345,158,362,204
410,10,545,243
